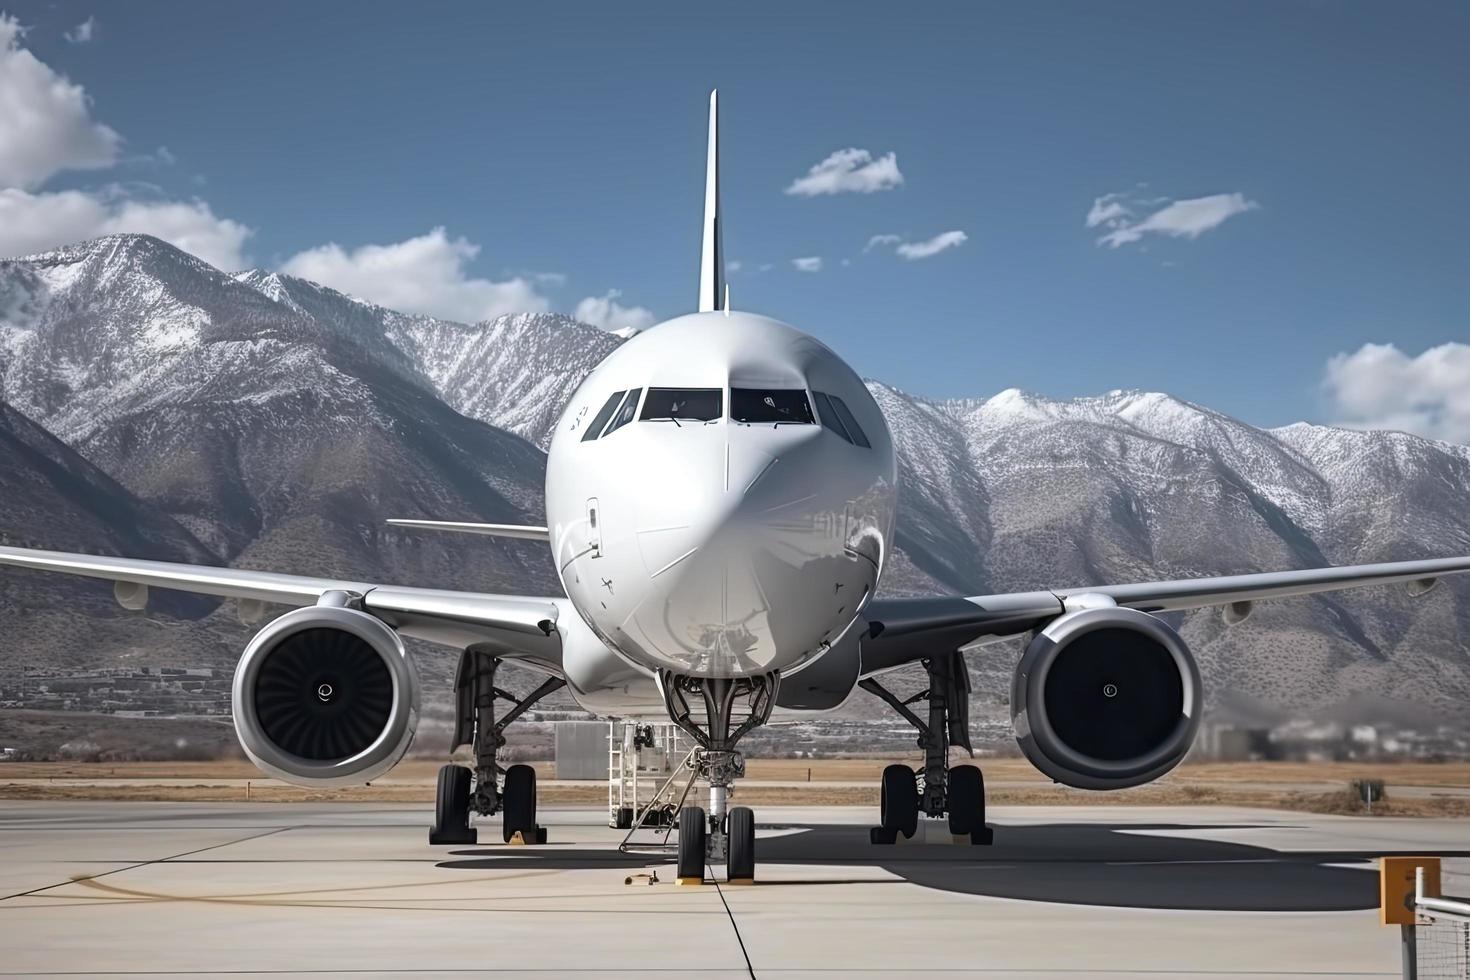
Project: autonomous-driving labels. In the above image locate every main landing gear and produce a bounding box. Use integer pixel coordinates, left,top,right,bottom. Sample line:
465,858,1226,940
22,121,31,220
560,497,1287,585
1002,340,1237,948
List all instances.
430,650,565,845
860,650,993,845
659,669,777,883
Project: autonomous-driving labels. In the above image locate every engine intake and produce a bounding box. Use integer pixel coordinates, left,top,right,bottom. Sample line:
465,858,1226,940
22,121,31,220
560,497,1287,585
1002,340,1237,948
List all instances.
232,604,419,786
1012,605,1201,790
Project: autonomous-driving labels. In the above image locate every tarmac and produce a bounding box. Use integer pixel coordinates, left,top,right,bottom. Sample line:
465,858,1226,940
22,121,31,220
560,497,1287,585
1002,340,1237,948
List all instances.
1,801,1467,978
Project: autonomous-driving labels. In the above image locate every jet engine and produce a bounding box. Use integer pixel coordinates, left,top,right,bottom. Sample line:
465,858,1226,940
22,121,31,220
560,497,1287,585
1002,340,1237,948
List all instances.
231,604,420,787
1011,605,1201,790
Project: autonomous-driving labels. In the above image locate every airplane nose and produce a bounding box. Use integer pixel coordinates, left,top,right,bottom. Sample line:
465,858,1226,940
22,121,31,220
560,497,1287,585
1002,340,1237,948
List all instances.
626,427,839,675
633,439,777,577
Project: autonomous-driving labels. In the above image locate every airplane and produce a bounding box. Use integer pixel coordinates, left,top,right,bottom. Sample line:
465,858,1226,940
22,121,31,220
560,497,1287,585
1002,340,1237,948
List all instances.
3,90,1469,884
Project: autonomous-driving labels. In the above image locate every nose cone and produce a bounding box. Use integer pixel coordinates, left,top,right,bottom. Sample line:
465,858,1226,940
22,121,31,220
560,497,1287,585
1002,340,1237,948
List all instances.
621,427,867,677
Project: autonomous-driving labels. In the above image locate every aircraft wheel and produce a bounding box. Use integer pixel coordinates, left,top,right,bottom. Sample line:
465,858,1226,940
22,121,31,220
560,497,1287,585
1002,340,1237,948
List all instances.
726,806,755,882
677,806,707,883
429,764,475,845
880,764,919,840
502,764,538,843
946,764,982,834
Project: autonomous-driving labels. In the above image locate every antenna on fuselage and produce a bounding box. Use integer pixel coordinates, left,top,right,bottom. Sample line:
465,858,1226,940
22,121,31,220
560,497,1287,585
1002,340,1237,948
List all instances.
698,89,724,314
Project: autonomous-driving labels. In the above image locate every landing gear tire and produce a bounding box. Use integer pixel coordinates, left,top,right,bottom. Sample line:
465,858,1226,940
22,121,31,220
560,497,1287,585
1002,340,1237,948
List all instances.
677,806,707,883
502,764,545,844
430,764,476,845
946,764,993,845
876,764,919,843
726,806,755,882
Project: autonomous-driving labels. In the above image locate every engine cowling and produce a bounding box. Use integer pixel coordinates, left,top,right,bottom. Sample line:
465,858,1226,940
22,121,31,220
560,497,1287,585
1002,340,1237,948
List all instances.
1011,605,1202,790
231,604,420,786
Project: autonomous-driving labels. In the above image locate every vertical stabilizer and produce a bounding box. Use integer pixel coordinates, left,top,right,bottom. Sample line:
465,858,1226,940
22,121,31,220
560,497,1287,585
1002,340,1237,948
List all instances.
698,90,723,313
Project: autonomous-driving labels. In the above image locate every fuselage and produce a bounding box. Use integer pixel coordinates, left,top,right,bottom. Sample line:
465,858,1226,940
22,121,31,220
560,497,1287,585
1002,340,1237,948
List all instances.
545,311,897,685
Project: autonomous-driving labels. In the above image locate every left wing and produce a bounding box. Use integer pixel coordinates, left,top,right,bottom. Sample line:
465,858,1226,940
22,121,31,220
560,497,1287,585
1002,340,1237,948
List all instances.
859,554,1470,674
0,545,565,669
385,519,550,541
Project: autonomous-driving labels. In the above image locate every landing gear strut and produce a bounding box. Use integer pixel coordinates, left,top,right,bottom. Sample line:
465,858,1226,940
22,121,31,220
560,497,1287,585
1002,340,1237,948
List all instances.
429,651,565,845
860,650,992,845
659,669,777,882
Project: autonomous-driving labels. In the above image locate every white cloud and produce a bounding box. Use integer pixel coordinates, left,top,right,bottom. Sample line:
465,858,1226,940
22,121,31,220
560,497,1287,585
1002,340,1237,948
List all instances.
864,230,969,261
64,16,97,44
1090,190,1259,248
785,148,903,197
0,15,119,189
1323,342,1470,444
792,256,823,272
727,260,742,273
279,228,548,323
0,187,252,269
896,230,968,260
574,289,656,334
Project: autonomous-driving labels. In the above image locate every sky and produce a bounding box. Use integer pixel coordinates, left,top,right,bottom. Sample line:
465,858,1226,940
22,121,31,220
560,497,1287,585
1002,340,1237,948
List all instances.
1,2,1467,440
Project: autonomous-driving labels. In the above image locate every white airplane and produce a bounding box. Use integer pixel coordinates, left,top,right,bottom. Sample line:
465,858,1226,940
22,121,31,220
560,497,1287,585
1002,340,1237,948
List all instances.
3,91,1469,884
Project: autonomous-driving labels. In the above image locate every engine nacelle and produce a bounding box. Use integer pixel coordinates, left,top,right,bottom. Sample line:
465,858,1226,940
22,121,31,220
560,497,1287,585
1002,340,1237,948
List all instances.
231,604,420,787
1011,606,1202,790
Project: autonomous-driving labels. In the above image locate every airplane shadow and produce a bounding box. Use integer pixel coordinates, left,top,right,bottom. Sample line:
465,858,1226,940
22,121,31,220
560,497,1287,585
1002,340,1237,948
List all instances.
436,821,1470,912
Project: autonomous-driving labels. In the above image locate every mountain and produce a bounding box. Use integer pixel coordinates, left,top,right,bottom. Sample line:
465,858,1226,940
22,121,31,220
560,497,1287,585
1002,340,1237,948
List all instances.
3,234,1469,723
0,396,240,675
232,270,619,450
0,237,555,594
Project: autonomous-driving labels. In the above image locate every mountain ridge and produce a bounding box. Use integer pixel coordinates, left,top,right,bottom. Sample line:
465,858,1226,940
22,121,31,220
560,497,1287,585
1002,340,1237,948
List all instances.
2,233,1467,719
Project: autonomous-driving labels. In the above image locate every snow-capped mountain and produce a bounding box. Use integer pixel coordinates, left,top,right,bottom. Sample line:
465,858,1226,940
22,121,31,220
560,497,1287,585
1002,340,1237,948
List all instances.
2,234,1467,717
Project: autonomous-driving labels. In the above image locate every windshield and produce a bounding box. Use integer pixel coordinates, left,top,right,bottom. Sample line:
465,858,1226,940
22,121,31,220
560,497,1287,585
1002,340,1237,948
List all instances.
731,388,814,425
640,387,723,423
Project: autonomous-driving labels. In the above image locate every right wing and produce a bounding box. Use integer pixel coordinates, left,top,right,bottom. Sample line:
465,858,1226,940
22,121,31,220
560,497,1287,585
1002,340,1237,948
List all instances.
859,554,1470,675
0,545,565,670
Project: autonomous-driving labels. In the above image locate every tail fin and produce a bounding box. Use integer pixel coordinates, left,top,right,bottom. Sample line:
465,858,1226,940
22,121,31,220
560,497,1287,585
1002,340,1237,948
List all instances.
697,89,724,313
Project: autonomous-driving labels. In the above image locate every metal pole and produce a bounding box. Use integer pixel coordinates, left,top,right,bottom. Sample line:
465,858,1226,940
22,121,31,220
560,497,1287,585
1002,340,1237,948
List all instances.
1400,923,1416,980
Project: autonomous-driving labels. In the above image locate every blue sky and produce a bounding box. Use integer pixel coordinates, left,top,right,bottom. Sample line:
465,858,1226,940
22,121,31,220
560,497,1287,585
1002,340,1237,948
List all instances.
2,2,1468,438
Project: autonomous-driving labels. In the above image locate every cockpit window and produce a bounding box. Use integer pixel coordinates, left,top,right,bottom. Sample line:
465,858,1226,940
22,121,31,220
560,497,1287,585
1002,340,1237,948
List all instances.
813,392,850,441
640,387,722,423
827,394,871,448
731,388,814,425
581,390,625,442
814,391,871,448
602,387,642,437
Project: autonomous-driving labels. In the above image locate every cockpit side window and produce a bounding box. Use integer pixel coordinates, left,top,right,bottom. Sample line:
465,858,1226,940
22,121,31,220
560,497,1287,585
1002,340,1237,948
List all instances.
826,394,871,448
581,390,626,442
602,387,642,437
731,388,814,425
640,387,723,423
814,391,871,448
813,391,852,443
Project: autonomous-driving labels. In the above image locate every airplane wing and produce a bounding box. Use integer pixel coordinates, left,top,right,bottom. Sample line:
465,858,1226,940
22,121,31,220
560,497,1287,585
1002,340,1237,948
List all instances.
385,519,551,541
858,554,1470,674
0,545,565,669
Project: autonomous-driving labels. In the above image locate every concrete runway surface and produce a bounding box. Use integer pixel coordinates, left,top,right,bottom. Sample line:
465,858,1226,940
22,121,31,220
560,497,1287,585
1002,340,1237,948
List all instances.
1,802,1467,978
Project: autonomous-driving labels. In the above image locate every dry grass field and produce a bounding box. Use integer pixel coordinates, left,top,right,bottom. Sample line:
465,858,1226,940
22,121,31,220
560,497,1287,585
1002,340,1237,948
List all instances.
3,758,1469,816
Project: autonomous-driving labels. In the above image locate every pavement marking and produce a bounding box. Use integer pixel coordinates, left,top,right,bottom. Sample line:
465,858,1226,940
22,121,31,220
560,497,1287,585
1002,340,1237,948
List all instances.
0,824,295,902
712,863,758,980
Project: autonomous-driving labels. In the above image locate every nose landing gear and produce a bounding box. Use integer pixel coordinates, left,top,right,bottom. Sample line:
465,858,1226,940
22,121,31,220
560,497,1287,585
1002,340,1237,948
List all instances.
658,669,778,883
861,650,993,845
